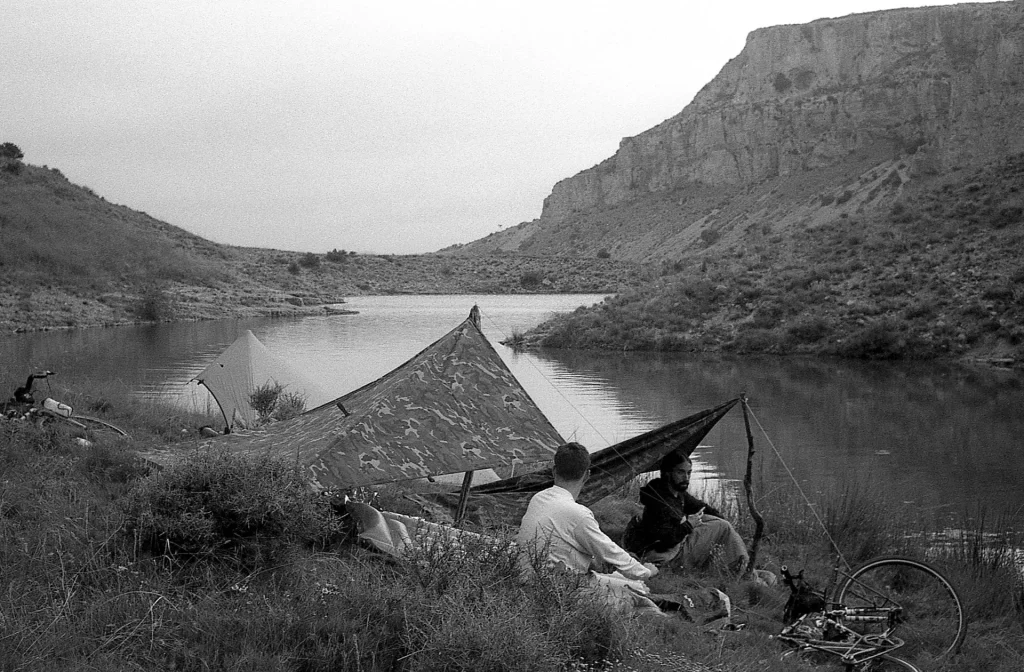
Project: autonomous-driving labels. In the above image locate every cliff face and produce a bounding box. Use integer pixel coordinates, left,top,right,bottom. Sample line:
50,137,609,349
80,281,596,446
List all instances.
540,2,1024,221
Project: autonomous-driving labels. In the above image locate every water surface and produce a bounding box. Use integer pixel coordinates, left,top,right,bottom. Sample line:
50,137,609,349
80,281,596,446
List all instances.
3,294,1021,528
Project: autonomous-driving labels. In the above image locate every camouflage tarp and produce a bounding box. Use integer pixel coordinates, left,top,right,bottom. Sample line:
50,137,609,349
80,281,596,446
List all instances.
141,308,565,490
417,398,740,528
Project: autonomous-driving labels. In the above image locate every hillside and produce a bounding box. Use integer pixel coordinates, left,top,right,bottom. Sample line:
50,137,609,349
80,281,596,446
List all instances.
451,2,1024,262
515,153,1024,363
0,159,639,333
441,2,1024,364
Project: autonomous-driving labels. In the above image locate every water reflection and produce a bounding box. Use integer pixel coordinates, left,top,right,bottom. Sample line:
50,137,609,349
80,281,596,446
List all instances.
531,349,1024,526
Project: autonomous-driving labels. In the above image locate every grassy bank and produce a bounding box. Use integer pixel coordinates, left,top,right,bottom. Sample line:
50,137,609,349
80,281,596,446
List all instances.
1,382,1022,671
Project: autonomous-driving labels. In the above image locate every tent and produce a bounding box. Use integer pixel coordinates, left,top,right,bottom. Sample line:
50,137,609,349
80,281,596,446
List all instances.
194,330,327,431
148,307,566,490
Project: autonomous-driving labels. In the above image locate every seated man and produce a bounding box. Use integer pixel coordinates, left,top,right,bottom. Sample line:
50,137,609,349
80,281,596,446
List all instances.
623,451,749,575
517,442,661,612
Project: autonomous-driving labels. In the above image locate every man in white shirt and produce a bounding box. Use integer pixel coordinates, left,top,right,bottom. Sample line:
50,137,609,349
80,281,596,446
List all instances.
517,442,661,612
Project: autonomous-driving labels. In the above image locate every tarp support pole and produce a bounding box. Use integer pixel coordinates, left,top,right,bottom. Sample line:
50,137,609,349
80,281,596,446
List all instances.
454,470,475,527
741,394,765,577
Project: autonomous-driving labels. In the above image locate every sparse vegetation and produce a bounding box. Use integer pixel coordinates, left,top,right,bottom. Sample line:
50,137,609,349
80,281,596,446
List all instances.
515,154,1024,364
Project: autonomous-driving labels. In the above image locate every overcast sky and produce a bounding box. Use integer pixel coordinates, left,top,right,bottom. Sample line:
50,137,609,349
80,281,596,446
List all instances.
2,1,988,254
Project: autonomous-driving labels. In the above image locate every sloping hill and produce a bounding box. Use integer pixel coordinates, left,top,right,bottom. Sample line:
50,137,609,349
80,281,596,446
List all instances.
514,152,1024,363
0,160,638,333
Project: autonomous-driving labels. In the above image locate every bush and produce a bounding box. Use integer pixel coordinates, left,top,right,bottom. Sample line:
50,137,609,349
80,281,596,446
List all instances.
249,382,306,424
786,316,830,343
520,271,543,288
121,451,344,565
298,252,321,269
134,284,173,321
700,229,721,246
325,249,348,262
287,261,300,275
831,319,908,359
596,248,611,259
0,142,24,159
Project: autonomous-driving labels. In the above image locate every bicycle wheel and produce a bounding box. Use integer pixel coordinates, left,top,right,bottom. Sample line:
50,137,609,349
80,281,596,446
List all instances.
67,414,129,439
835,556,966,662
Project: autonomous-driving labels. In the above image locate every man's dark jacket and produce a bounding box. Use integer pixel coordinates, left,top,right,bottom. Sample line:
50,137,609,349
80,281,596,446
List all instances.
622,477,722,555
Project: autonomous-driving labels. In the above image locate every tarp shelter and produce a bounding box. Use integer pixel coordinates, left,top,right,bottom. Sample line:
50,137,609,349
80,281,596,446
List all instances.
148,308,565,490
418,398,740,527
194,330,327,431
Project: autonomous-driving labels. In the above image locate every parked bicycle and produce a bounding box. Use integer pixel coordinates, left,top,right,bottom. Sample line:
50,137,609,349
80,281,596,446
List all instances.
2,370,129,440
777,556,967,672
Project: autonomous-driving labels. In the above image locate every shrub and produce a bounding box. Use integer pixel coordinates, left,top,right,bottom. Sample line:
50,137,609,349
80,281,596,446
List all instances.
520,270,543,288
831,319,907,359
991,205,1023,229
700,228,721,246
298,252,321,269
249,382,306,424
786,316,830,343
121,451,344,565
981,283,1014,302
0,142,24,159
903,301,937,320
325,248,348,262
134,284,173,321
596,248,611,259
287,261,300,275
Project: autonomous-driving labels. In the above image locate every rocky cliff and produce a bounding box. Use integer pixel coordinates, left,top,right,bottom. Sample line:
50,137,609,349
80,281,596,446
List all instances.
453,1,1024,260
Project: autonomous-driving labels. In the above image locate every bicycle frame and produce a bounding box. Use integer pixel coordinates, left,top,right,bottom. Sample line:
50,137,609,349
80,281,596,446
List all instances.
778,606,906,668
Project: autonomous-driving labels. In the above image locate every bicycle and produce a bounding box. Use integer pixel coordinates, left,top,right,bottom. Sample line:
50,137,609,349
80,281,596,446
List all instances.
2,371,129,440
776,556,967,672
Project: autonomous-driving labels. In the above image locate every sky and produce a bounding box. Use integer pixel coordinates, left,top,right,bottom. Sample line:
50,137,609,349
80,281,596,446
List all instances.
2,1,990,255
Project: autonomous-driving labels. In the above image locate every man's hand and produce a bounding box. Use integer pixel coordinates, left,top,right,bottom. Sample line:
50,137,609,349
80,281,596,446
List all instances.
642,562,659,578
685,507,705,528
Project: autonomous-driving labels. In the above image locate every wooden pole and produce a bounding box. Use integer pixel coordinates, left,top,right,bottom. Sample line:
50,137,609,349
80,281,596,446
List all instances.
454,470,474,527
741,394,765,577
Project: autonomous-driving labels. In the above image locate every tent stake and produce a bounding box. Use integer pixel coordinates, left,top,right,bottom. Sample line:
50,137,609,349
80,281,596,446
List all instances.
741,394,765,577
454,470,474,527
